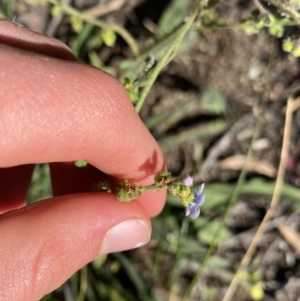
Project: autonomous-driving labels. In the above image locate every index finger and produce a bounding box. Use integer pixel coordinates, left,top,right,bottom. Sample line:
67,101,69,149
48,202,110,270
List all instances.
0,38,165,185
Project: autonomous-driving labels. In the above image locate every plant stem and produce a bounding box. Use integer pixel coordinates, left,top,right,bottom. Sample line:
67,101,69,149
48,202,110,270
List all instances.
35,0,139,56
135,0,208,113
221,97,300,301
261,0,300,25
181,119,261,301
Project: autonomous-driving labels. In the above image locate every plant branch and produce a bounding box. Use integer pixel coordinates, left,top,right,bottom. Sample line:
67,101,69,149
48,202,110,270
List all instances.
181,117,261,301
261,0,300,25
28,0,139,56
221,96,300,301
252,0,270,16
83,0,127,18
135,0,208,113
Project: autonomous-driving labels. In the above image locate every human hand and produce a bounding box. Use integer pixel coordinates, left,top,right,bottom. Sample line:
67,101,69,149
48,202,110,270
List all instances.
0,20,166,301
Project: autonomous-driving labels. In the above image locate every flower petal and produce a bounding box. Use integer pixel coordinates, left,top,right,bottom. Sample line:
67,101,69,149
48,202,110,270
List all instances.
194,193,205,206
196,183,205,196
185,206,191,216
183,176,193,187
189,206,200,219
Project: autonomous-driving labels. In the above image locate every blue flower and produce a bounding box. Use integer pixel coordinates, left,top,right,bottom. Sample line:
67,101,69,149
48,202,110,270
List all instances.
185,183,205,219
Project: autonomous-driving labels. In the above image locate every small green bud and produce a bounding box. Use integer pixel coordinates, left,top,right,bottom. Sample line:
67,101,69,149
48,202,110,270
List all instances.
123,75,139,102
128,91,139,102
268,24,284,38
101,29,117,47
292,46,300,57
92,180,111,192
71,15,83,32
116,181,141,202
117,189,141,202
251,271,261,283
75,160,88,168
180,192,194,207
268,15,284,38
283,39,300,57
155,171,171,187
283,40,294,53
240,19,260,35
250,282,264,301
256,20,265,30
51,4,63,17
117,187,141,202
178,186,191,198
168,183,181,195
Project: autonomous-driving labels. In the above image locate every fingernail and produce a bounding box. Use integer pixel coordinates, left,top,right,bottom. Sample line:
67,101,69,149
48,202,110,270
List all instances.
99,219,150,255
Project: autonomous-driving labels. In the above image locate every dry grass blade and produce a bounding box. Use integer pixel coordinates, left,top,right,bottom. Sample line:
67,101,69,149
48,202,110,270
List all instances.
218,155,276,177
221,97,300,301
83,0,128,17
199,114,253,181
277,223,300,255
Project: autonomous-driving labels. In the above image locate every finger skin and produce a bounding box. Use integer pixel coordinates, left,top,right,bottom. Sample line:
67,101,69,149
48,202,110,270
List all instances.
0,19,76,60
0,165,33,212
0,21,165,216
50,162,166,217
0,20,75,211
0,21,167,301
0,192,154,301
0,43,165,185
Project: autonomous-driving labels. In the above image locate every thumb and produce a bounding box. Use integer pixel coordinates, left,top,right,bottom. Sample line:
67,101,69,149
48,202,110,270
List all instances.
0,192,157,301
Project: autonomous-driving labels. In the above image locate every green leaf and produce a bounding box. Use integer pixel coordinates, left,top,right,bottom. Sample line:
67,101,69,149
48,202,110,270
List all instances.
27,164,52,203
157,0,189,37
205,255,230,269
92,255,107,269
201,88,227,114
70,22,97,58
158,120,227,148
177,29,199,54
70,15,83,32
51,4,63,17
0,0,16,19
89,50,103,68
197,219,230,245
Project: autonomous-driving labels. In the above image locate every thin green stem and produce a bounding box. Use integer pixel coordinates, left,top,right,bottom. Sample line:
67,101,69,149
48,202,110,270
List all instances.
77,266,88,301
30,0,139,56
181,120,261,301
141,175,187,191
135,0,208,113
261,0,300,25
168,218,190,300
140,184,162,191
